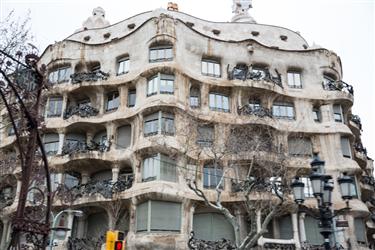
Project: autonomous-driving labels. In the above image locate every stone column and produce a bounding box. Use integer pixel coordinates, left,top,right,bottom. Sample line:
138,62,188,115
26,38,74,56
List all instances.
62,94,68,116
66,212,75,238
96,89,105,115
112,163,120,182
57,132,65,155
119,86,128,112
106,123,116,148
235,208,247,241
298,213,306,243
81,172,90,185
15,178,22,201
292,213,301,249
0,219,9,250
75,215,87,238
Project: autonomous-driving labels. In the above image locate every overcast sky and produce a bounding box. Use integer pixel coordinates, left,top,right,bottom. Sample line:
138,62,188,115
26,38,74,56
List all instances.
1,0,374,158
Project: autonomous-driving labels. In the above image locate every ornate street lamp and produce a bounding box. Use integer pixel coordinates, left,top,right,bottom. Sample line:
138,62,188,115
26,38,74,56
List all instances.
338,172,354,201
291,154,353,250
291,177,305,204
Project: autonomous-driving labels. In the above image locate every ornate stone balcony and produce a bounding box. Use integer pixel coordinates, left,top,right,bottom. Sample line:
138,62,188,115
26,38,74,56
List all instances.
70,70,109,84
63,103,99,119
56,175,133,204
188,232,236,250
322,80,354,95
237,104,273,118
227,65,283,88
61,140,110,156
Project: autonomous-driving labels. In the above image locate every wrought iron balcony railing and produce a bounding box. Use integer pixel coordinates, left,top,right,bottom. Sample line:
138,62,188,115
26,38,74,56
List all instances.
350,114,362,130
227,65,283,88
0,193,15,209
354,142,367,156
61,140,110,156
237,105,273,118
63,103,99,119
322,80,354,95
70,70,109,84
361,176,375,187
67,236,104,250
188,232,236,250
56,175,133,203
264,242,296,249
0,153,18,176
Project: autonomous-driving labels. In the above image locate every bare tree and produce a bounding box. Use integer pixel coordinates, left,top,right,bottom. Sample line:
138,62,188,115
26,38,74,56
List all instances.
177,112,293,249
0,10,52,249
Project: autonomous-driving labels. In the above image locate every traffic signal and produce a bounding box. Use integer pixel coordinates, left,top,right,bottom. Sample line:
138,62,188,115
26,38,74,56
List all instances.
114,241,124,250
106,230,126,250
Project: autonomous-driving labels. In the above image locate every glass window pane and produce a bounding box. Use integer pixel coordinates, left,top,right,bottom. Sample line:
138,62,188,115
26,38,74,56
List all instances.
150,50,157,61
150,201,181,231
222,96,229,111
214,63,220,77
165,48,173,59
341,137,351,158
208,63,214,75
128,91,136,107
136,201,149,231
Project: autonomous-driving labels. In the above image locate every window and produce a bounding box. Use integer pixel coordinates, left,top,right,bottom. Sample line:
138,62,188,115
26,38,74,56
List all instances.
117,125,131,149
304,216,324,245
193,213,235,241
203,164,223,189
144,111,175,136
48,67,71,84
142,154,176,182
43,133,59,155
287,71,302,88
106,91,119,111
323,74,335,86
128,89,136,107
354,218,367,245
201,59,221,77
313,107,321,122
288,137,312,156
278,215,293,239
47,96,63,117
301,177,314,198
333,104,343,122
197,125,214,147
340,137,352,158
149,45,173,62
147,74,174,96
136,200,181,232
209,93,230,112
190,86,200,108
272,102,295,119
117,57,130,75
93,130,107,145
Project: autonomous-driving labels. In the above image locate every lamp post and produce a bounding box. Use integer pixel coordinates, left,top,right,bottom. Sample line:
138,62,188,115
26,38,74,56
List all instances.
291,154,353,250
49,209,83,250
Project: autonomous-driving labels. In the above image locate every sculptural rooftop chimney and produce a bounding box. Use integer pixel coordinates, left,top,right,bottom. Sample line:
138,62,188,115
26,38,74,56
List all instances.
76,7,110,32
231,0,256,23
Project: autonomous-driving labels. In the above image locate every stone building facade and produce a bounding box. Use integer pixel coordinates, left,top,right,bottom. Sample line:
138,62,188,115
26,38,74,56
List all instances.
0,2,374,250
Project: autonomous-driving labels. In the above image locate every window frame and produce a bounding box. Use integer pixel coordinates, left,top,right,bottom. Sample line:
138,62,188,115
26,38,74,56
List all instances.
142,154,177,182
149,45,173,62
312,107,321,122
272,102,295,119
333,104,343,123
47,96,63,118
209,93,230,113
201,59,221,78
147,73,174,97
287,71,302,89
106,91,120,112
144,111,175,137
48,66,71,84
117,57,130,75
136,200,181,232
127,89,136,107
203,164,224,189
189,86,201,108
340,136,352,159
